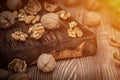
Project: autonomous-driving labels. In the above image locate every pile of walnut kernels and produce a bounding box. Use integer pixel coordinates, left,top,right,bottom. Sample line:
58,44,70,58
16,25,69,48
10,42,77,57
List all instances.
4,0,83,42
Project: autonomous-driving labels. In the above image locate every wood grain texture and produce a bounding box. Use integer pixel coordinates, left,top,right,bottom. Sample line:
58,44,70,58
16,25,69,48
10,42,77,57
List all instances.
27,1,120,80
0,0,97,67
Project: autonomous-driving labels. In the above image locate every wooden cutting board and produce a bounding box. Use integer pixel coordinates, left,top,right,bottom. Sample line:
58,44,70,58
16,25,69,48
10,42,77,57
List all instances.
0,0,97,67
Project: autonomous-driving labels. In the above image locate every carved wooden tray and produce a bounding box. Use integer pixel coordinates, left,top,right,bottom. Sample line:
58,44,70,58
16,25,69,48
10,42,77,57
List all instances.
0,0,97,67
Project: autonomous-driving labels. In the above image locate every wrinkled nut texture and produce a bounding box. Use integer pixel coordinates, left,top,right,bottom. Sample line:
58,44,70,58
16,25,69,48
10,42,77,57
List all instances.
56,10,70,20
41,13,60,30
68,21,78,28
28,23,45,40
11,31,28,41
8,59,27,73
67,27,83,38
24,0,41,15
37,54,56,73
0,11,15,29
44,2,58,12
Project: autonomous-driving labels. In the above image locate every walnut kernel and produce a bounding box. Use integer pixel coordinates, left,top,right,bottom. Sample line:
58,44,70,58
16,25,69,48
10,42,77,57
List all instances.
67,27,83,38
68,21,78,28
11,31,28,41
28,23,45,40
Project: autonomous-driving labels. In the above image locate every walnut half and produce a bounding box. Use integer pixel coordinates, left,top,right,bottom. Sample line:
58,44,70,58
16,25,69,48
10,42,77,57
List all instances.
56,10,70,20
8,59,27,73
44,1,58,12
28,23,45,40
11,31,28,41
67,27,83,38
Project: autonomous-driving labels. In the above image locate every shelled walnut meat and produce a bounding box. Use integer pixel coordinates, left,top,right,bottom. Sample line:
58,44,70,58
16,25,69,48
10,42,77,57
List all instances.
0,11,15,29
67,27,83,38
56,10,70,20
11,31,28,41
41,13,60,30
18,14,40,24
24,0,41,15
44,1,58,12
28,23,45,40
8,59,27,73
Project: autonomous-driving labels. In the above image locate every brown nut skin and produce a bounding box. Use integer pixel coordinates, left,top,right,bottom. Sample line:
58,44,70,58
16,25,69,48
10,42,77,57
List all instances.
6,0,23,11
0,11,15,29
41,13,60,30
8,73,31,80
8,59,27,73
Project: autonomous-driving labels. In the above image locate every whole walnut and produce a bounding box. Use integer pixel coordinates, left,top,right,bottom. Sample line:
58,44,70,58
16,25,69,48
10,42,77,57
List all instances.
8,59,27,73
0,69,9,80
37,53,56,73
8,73,31,80
41,13,60,30
84,12,101,27
0,11,15,29
6,0,23,11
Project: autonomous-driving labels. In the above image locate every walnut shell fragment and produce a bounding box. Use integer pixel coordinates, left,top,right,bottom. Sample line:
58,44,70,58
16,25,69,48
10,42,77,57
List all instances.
113,52,120,66
56,10,70,20
24,0,41,15
11,31,28,41
37,54,56,73
0,11,15,29
28,23,45,40
44,1,58,12
8,59,27,73
109,38,120,48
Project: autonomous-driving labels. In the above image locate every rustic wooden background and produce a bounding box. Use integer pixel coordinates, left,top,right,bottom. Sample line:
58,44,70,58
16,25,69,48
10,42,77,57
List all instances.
27,1,120,80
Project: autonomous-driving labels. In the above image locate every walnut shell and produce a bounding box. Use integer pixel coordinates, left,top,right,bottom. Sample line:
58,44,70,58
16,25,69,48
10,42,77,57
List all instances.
24,0,41,15
8,59,27,73
41,13,60,30
8,73,31,80
37,54,56,73
0,11,15,29
84,12,101,27
6,0,23,11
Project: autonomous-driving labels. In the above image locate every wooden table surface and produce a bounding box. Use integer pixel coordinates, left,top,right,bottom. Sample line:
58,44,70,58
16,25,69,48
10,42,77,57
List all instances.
27,1,120,80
